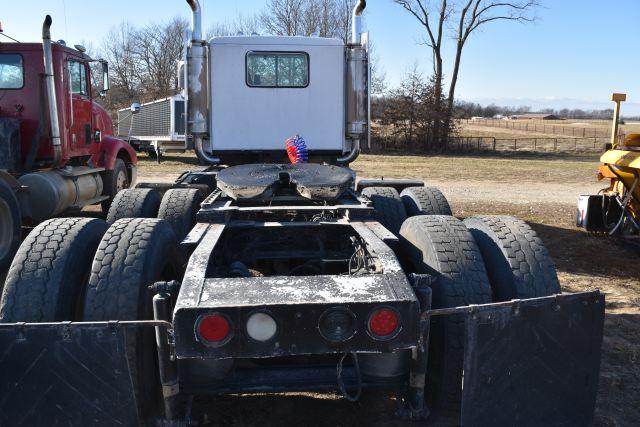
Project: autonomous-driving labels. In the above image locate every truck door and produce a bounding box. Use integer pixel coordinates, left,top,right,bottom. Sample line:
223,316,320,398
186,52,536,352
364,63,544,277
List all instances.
67,59,93,151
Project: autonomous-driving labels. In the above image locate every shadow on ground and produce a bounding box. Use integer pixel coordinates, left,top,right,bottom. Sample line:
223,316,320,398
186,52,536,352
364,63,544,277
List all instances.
530,222,640,279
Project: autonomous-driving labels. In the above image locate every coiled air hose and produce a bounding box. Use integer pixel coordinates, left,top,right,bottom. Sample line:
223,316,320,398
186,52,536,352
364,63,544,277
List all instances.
285,135,309,164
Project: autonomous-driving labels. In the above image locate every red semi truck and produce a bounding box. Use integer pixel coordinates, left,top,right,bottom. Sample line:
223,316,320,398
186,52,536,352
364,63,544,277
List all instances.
0,16,137,270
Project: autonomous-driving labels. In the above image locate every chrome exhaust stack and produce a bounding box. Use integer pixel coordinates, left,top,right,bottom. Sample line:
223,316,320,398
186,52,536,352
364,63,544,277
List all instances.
185,0,219,164
339,0,369,165
351,0,367,44
42,15,62,166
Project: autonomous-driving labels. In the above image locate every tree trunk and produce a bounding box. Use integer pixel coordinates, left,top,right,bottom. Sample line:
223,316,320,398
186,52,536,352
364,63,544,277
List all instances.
447,40,464,117
432,54,444,151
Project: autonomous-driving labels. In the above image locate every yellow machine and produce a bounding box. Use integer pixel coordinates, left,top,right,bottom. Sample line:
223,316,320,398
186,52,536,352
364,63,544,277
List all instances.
577,93,640,234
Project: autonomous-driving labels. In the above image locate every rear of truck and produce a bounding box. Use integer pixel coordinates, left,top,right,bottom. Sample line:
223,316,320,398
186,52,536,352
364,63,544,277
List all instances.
0,1,604,426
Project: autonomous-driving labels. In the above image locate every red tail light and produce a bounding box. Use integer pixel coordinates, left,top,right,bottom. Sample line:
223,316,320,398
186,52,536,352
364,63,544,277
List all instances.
368,308,400,339
198,314,231,344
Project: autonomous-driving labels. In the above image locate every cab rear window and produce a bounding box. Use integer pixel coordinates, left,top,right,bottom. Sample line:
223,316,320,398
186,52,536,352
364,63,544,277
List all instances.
0,54,24,89
246,52,309,88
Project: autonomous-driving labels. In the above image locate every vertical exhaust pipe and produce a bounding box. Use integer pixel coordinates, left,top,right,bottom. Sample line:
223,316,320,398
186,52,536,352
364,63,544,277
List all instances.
351,0,367,44
42,15,62,166
339,0,368,165
185,0,219,164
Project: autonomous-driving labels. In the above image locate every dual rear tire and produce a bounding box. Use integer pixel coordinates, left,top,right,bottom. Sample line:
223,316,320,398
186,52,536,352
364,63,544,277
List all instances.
107,188,202,241
400,214,560,413
0,217,182,422
362,186,451,235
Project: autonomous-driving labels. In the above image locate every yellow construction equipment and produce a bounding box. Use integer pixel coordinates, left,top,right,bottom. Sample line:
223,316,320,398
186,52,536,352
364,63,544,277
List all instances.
577,93,640,235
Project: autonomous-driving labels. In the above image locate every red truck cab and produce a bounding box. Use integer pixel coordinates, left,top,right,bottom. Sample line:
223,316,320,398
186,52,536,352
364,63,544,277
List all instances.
0,42,136,175
0,16,137,271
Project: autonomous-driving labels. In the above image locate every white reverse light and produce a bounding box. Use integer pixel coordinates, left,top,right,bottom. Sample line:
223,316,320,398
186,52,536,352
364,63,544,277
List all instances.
246,312,278,342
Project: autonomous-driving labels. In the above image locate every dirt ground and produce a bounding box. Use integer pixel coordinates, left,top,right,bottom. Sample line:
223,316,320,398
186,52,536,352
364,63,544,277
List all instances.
126,152,640,426
2,152,638,425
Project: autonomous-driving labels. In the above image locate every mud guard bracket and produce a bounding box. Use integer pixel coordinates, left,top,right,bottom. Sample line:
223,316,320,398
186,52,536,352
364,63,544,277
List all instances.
459,291,604,426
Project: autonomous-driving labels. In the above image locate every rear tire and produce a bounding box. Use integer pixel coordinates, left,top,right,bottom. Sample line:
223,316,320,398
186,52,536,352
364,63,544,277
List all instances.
362,186,407,234
101,158,129,214
400,215,491,413
106,188,161,223
401,187,452,216
0,218,108,322
83,218,181,422
464,215,560,301
0,179,21,273
158,189,203,241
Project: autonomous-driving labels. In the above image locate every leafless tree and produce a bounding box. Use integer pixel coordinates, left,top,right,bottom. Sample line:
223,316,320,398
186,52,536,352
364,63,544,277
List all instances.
101,22,140,102
261,0,357,42
395,0,539,145
261,0,306,36
135,17,188,99
207,14,262,37
374,64,451,151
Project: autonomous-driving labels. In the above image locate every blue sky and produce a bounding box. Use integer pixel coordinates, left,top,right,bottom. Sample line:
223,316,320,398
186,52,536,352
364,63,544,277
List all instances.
2,0,639,114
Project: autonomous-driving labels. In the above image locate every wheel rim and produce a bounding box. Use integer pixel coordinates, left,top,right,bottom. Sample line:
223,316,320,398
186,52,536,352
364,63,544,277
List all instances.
0,198,14,260
116,170,128,193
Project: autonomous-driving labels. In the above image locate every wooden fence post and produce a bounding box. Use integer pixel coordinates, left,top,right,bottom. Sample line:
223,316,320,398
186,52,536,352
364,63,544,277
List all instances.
493,137,497,151
514,139,517,151
554,138,558,151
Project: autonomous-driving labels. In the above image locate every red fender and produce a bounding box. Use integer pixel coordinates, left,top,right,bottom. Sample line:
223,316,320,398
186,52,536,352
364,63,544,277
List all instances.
94,135,138,170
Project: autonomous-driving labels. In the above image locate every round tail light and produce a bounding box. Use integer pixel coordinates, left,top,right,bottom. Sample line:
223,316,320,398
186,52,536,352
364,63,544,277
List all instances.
246,312,278,342
319,308,356,342
368,308,400,339
198,314,231,345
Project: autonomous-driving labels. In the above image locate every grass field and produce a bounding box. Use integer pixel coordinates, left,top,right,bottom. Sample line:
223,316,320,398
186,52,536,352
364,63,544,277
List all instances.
132,152,639,426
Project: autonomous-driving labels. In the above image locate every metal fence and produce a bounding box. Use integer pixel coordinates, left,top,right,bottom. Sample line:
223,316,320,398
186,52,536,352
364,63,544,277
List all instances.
446,136,607,153
460,118,612,139
367,135,608,154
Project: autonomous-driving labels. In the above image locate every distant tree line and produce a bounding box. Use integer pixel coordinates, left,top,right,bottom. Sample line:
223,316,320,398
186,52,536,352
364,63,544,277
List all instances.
453,101,620,120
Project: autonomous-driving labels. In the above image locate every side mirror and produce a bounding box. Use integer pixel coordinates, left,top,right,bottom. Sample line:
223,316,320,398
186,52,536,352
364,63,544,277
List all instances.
177,60,185,91
101,60,110,95
130,102,141,114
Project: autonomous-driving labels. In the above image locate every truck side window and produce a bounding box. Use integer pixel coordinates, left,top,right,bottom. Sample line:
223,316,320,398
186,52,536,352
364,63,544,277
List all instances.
0,54,24,89
69,60,88,95
246,52,309,88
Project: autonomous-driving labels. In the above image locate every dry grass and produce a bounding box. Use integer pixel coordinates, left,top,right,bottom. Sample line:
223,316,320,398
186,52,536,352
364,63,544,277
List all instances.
351,152,599,184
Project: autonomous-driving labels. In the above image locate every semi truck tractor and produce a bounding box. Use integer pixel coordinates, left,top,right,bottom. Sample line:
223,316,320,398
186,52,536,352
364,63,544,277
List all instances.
0,16,137,271
0,1,604,426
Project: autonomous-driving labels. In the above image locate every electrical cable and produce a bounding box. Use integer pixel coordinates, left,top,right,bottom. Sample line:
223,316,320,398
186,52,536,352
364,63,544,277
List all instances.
337,353,362,402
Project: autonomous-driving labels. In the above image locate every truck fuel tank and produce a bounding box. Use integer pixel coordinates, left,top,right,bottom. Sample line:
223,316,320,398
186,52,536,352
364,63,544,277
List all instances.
19,168,104,222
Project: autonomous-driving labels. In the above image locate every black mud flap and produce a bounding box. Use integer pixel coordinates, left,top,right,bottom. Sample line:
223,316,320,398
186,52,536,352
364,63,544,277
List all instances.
459,292,604,426
0,322,161,426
